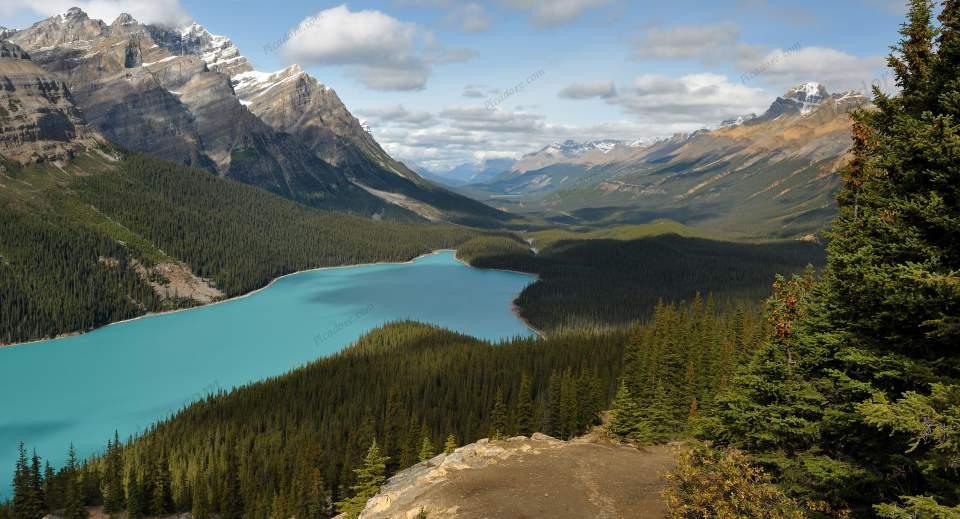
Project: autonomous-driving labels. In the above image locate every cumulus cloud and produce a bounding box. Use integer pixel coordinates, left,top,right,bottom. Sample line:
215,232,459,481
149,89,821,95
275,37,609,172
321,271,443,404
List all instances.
0,0,191,27
632,22,885,93
558,81,617,99
281,4,473,91
610,73,770,124
498,0,615,27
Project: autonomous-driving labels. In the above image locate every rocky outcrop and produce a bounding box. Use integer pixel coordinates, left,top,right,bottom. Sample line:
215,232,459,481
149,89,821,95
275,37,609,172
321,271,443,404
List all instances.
0,41,103,163
356,434,676,519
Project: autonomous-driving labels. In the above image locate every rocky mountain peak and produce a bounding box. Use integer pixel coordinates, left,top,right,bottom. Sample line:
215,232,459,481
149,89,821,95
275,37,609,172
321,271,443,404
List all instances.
0,27,15,40
785,82,830,104
10,8,106,50
62,7,88,20
176,23,251,76
111,13,138,27
760,82,834,120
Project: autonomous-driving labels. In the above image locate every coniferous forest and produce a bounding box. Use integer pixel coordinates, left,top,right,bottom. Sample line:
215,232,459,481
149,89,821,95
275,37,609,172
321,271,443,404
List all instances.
3,1,960,518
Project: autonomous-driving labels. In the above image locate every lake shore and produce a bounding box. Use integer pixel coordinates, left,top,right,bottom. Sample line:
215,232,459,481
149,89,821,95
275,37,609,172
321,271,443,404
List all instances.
2,249,544,349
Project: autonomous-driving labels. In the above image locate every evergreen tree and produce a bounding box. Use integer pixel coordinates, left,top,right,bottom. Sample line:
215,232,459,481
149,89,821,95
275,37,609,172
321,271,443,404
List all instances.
382,387,404,471
102,433,125,513
42,462,58,513
608,380,649,442
443,435,457,455
417,436,435,462
126,470,143,519
11,444,29,519
514,374,534,436
191,482,209,519
62,446,87,519
336,441,388,519
149,455,173,516
26,450,46,519
221,447,244,519
489,387,508,440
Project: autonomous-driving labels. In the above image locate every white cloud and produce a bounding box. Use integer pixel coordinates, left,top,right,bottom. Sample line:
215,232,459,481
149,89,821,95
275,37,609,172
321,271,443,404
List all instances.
281,4,472,91
358,105,437,126
440,106,546,133
738,46,887,93
0,0,191,27
498,0,615,27
632,23,885,93
610,73,770,124
558,81,617,99
632,23,741,61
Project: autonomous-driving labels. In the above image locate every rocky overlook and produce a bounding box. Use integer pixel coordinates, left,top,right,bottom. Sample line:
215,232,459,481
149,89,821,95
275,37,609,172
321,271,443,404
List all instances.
355,433,676,519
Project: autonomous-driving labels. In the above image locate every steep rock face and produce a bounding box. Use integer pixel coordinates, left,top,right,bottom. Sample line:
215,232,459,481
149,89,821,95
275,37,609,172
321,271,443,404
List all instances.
148,23,253,77
233,65,419,182
10,10,387,213
9,8,505,224
0,41,103,163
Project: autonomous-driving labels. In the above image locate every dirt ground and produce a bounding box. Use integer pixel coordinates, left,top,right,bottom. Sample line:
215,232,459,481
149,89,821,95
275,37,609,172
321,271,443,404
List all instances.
362,435,677,519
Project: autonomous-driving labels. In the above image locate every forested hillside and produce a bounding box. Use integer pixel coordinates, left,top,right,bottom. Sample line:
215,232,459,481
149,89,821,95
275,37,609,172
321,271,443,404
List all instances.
458,233,824,332
1,323,628,519
0,152,475,344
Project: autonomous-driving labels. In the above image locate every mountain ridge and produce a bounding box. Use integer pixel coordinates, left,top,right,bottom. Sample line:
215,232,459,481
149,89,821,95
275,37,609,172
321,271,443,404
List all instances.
457,83,868,237
2,8,508,226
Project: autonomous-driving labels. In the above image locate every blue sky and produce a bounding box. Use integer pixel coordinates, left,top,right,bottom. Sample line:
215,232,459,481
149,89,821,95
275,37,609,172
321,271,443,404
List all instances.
1,0,907,169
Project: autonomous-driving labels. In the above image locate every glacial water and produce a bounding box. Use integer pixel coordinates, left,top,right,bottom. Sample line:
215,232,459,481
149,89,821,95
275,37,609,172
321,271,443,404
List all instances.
0,251,536,496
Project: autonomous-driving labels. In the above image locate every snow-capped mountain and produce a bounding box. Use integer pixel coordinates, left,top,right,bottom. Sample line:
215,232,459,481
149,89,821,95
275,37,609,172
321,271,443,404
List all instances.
759,82,851,121
2,7,505,225
511,139,661,174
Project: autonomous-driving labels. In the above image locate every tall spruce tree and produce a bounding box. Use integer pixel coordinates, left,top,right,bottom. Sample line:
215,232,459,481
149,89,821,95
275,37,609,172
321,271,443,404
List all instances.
489,387,508,440
11,444,29,519
514,374,535,436
62,445,87,519
336,441,388,519
26,450,45,519
609,380,649,442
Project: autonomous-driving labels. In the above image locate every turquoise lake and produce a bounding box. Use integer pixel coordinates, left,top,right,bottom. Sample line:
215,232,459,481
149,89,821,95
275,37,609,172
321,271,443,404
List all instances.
0,251,536,496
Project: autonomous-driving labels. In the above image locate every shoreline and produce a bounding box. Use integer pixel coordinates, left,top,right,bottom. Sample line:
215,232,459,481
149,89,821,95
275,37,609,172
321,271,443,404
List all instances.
2,249,546,349
449,253,546,340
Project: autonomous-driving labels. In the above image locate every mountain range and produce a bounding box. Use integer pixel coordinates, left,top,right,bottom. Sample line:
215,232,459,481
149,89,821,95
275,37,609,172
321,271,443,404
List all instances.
455,82,868,238
0,8,506,226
